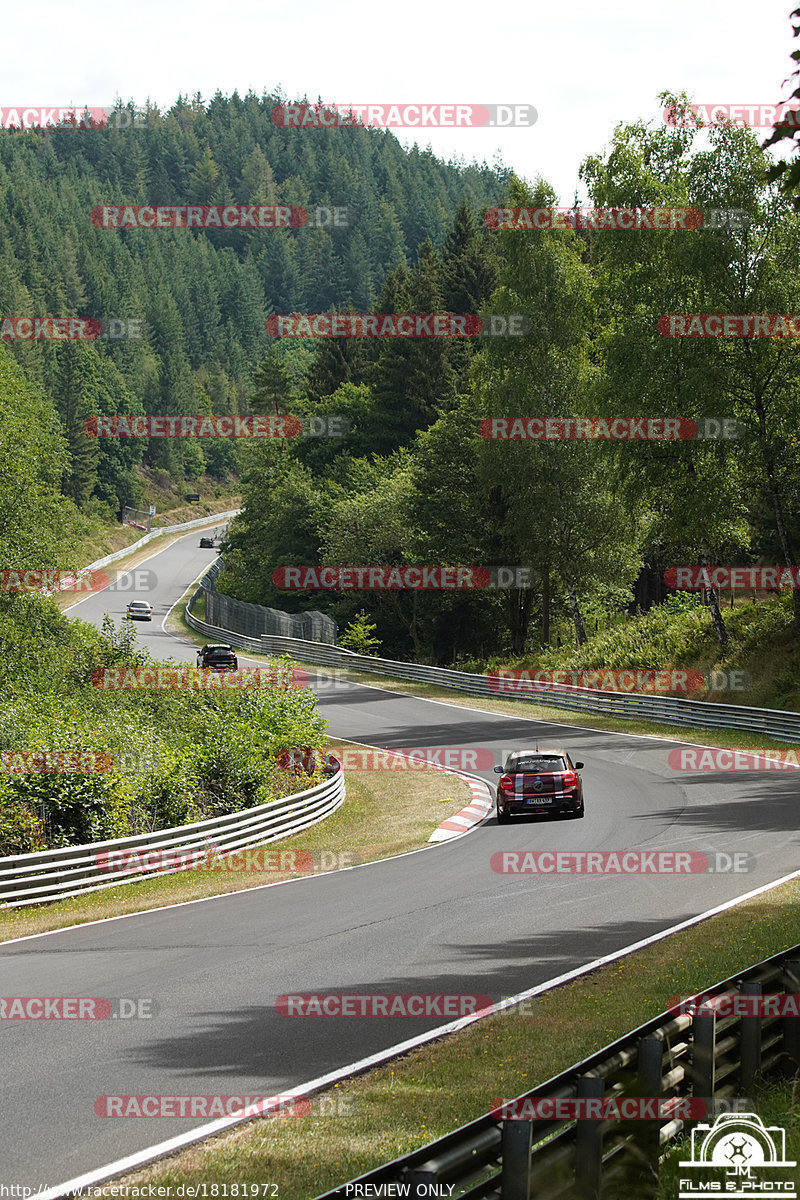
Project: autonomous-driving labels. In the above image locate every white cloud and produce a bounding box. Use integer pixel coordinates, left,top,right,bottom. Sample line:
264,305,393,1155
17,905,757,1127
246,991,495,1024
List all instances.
3,0,795,202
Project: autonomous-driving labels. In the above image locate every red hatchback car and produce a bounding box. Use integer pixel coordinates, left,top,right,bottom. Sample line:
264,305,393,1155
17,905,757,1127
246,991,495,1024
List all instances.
494,747,584,823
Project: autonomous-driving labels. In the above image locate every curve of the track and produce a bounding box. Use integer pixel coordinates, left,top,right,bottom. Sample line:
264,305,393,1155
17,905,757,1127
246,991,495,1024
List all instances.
2,530,799,1188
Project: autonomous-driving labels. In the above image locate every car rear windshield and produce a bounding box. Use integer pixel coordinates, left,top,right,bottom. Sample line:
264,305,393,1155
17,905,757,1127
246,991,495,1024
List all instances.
508,756,566,773
208,650,235,660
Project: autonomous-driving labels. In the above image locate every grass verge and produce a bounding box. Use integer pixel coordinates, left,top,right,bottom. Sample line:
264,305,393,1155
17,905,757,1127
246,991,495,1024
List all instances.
656,1078,800,1198
77,873,800,1199
0,739,472,944
208,653,800,756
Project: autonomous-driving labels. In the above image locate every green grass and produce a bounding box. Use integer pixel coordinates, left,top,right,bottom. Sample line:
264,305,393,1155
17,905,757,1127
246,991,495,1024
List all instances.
82,875,800,1200
262,657,800,754
455,593,800,712
657,1079,800,1199
0,737,472,943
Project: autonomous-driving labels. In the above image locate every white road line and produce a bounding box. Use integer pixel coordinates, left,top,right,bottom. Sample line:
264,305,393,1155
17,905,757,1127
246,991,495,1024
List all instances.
38,861,800,1199
63,524,229,614
32,588,797,1195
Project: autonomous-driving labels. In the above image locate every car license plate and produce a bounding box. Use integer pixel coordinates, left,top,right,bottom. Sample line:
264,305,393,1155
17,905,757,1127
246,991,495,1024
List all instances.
526,796,552,805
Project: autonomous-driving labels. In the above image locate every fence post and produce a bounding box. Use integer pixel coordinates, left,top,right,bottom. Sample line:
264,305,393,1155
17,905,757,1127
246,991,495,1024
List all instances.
782,959,800,1071
574,1074,604,1200
740,981,762,1092
636,1037,664,1191
501,1117,533,1200
691,1005,716,1122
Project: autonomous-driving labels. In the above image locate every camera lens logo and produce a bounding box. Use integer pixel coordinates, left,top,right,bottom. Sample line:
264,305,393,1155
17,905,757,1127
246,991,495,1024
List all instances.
679,1112,796,1197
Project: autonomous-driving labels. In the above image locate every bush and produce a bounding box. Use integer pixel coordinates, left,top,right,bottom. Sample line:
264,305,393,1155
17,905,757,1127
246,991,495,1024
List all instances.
659,591,703,615
339,610,382,655
0,599,330,848
0,770,132,848
0,799,46,856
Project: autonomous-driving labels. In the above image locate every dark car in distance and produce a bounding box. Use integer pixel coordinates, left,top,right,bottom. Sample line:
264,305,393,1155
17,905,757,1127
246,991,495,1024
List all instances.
196,643,238,672
494,747,584,823
199,537,215,548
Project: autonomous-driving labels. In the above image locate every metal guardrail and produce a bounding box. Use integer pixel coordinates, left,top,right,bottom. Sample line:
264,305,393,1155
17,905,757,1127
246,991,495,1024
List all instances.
185,564,800,742
0,762,345,909
185,600,267,655
259,637,800,742
78,509,241,575
317,945,800,1199
197,560,337,643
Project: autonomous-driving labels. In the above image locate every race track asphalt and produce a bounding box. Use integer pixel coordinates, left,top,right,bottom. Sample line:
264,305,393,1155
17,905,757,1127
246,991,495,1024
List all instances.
2,530,798,1189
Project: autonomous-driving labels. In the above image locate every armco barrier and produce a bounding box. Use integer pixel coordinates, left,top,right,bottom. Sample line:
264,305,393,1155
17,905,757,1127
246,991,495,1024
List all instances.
186,573,800,742
0,762,345,909
255,638,800,741
75,508,240,576
317,945,800,1198
188,561,337,645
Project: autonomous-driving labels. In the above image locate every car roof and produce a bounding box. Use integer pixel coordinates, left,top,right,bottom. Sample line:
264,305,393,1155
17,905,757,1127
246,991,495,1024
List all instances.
128,600,150,605
204,644,234,651
508,747,568,758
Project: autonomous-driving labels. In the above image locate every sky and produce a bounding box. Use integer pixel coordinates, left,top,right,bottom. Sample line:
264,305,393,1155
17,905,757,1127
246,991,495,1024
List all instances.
3,0,798,202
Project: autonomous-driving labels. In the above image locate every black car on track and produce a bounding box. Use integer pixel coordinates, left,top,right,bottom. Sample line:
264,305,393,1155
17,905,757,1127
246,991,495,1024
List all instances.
494,747,584,823
196,643,238,671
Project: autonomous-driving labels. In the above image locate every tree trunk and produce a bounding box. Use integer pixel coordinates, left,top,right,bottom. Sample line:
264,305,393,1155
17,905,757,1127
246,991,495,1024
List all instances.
565,571,587,645
701,545,728,650
541,566,551,646
753,390,800,628
507,586,535,655
385,591,423,660
764,452,800,627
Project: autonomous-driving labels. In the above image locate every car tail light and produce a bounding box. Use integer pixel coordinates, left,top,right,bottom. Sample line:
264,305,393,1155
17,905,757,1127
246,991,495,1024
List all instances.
499,774,514,791
562,770,577,788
